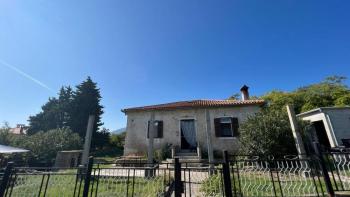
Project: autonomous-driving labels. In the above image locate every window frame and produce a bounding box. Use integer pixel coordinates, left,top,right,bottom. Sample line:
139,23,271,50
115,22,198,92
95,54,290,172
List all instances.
214,116,239,138
147,120,163,139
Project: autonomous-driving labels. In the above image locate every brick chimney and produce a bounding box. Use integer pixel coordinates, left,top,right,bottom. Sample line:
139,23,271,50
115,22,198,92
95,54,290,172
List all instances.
240,85,249,101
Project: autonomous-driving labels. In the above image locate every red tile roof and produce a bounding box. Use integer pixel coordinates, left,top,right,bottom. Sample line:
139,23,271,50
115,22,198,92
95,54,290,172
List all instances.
122,99,265,113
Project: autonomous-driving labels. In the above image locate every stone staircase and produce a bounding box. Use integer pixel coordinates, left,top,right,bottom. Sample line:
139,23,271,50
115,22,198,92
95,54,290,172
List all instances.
166,151,207,167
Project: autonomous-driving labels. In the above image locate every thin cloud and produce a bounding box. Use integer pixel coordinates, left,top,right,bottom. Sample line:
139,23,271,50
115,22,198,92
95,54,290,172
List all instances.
0,59,55,93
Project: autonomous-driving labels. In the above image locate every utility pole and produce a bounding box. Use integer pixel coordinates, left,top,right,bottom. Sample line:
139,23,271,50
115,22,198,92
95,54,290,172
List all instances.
205,109,214,163
81,115,95,166
146,112,155,177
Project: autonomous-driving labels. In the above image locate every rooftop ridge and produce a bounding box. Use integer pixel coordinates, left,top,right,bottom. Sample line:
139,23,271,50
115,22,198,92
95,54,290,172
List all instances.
122,99,265,113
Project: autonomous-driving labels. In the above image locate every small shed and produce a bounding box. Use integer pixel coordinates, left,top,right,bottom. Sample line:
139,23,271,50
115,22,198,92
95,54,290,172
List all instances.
54,150,82,168
297,107,350,148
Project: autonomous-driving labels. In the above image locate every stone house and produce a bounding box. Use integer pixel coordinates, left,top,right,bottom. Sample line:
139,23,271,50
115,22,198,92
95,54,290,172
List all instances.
9,124,28,135
297,107,350,149
122,86,265,159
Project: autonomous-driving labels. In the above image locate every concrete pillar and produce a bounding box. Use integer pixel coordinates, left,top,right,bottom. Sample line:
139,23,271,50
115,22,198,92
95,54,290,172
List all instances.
205,109,214,163
147,112,155,164
81,115,95,166
286,105,307,159
323,114,338,147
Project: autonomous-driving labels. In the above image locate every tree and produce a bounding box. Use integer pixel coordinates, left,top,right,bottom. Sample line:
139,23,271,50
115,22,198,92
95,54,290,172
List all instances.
69,77,105,148
20,128,82,164
0,127,82,165
28,86,74,134
110,131,126,149
262,76,350,114
27,98,60,134
57,86,74,128
92,128,110,149
239,109,300,156
0,122,11,145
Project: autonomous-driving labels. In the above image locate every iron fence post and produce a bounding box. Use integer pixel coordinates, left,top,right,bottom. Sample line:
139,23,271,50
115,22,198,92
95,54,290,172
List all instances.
313,142,335,197
174,158,182,197
0,162,14,197
82,156,94,197
223,150,233,197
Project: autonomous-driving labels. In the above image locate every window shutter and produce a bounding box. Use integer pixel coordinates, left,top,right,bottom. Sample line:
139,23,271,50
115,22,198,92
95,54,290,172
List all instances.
147,121,150,138
214,118,221,137
157,121,163,138
231,117,239,136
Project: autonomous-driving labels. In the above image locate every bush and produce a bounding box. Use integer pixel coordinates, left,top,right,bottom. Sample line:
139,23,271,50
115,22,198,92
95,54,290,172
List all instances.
0,126,82,165
239,108,308,156
154,143,172,161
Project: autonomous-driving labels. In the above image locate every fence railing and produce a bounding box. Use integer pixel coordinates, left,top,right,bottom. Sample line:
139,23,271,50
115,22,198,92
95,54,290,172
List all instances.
228,156,326,197
2,150,350,196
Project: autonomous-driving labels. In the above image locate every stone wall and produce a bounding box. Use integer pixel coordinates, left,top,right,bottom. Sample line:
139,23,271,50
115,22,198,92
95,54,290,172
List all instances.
123,105,261,156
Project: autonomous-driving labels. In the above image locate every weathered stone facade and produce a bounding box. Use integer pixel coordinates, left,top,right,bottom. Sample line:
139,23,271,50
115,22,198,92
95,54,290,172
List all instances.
124,105,261,156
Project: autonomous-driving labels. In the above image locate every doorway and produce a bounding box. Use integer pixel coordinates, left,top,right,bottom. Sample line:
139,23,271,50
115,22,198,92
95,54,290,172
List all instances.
313,120,331,149
180,119,197,150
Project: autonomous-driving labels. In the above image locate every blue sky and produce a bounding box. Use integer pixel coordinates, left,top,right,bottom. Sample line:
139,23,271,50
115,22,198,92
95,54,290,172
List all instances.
0,1,349,130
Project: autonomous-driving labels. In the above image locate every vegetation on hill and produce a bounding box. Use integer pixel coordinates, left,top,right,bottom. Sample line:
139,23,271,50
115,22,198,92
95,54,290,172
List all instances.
238,76,350,155
262,76,350,114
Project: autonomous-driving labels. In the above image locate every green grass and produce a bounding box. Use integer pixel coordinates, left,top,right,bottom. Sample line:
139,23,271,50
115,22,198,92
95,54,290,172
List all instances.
200,172,329,197
7,169,169,197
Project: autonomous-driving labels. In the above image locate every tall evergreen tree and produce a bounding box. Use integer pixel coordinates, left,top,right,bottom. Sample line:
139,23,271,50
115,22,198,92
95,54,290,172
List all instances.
28,86,74,134
69,77,104,140
28,97,60,134
57,86,74,128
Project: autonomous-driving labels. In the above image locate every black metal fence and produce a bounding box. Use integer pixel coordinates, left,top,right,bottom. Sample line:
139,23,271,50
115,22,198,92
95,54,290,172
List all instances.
1,150,350,196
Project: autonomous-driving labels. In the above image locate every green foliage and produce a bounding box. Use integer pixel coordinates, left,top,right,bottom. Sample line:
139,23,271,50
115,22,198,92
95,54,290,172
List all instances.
91,131,126,158
0,122,12,145
239,109,300,155
0,127,82,165
200,173,223,196
154,143,172,161
109,131,126,149
69,77,104,138
27,77,107,150
262,76,350,114
9,171,167,196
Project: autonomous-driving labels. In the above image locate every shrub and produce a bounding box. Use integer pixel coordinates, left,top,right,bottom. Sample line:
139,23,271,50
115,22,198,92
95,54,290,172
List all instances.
0,127,82,166
239,108,309,156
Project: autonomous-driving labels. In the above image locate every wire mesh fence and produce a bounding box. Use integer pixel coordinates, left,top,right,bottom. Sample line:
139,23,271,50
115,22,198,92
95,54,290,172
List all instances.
2,152,350,197
229,156,327,197
4,167,85,197
88,165,173,197
323,152,350,191
181,163,225,197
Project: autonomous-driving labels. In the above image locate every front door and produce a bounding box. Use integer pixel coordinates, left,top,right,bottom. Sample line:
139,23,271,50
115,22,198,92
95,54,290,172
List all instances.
180,119,197,150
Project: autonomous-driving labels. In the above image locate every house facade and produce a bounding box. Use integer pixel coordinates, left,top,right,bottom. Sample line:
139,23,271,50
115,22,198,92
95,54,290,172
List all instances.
122,86,265,157
297,107,350,148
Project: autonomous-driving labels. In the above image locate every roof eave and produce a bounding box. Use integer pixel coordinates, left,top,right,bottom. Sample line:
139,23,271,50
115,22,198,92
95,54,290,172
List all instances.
122,101,265,113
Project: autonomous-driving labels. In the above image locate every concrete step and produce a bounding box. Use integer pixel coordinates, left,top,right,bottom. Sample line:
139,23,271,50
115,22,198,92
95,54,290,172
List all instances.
336,191,350,197
166,158,207,167
175,152,198,157
174,155,200,159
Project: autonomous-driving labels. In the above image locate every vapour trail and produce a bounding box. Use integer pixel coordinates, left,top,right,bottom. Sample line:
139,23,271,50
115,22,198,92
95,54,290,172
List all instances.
0,59,55,93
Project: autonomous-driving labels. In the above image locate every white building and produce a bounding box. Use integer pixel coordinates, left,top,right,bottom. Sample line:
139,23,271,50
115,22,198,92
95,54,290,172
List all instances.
297,107,350,148
122,86,265,158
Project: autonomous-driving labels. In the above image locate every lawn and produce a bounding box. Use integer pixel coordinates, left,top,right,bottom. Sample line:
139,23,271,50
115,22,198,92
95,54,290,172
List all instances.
200,171,328,197
6,169,169,197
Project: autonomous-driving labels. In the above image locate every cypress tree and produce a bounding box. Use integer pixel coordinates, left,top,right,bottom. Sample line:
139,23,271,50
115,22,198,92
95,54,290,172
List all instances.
69,77,104,140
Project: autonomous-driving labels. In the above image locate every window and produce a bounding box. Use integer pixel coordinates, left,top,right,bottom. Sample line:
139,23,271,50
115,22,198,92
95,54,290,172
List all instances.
214,117,239,137
147,120,163,138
